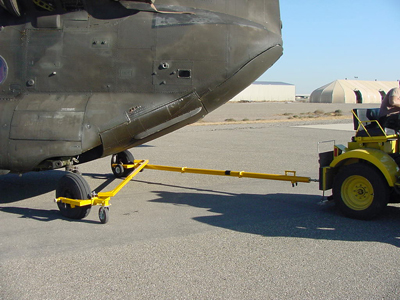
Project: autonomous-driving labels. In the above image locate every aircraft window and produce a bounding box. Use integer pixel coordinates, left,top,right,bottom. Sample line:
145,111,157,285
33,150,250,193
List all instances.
0,56,8,85
178,69,191,78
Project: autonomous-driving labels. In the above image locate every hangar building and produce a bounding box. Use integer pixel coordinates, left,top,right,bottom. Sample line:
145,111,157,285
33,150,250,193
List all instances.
229,81,295,102
310,80,398,104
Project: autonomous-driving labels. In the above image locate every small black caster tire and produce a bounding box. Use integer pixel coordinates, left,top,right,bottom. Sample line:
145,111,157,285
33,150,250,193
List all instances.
99,207,110,224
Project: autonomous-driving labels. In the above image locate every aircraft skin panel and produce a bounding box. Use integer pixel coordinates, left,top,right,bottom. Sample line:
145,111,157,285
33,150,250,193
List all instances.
8,140,83,172
0,100,15,171
10,111,85,141
0,0,282,173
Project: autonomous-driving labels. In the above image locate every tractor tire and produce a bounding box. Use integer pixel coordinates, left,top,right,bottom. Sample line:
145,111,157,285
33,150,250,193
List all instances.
333,163,389,220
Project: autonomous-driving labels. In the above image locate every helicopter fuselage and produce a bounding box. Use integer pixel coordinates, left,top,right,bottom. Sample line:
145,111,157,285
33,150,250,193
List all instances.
0,0,283,173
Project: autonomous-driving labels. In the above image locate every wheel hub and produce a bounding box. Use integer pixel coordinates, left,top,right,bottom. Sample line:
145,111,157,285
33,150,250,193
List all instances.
342,175,374,210
355,185,367,198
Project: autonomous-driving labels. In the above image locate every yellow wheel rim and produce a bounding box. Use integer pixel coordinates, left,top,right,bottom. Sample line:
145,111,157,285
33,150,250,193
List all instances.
341,175,374,211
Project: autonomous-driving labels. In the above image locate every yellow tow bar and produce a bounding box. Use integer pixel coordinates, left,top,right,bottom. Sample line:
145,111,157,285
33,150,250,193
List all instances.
55,159,316,223
56,160,149,223
141,161,314,185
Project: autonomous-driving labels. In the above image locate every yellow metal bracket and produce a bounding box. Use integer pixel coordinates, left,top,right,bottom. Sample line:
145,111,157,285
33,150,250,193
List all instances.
33,0,55,11
56,160,149,208
351,110,386,138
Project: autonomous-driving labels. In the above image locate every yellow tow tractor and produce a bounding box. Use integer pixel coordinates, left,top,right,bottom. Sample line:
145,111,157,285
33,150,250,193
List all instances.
320,108,400,219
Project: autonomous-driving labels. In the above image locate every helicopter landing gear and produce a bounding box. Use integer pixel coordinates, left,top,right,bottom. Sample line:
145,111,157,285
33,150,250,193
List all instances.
55,151,143,224
111,150,135,178
56,172,92,219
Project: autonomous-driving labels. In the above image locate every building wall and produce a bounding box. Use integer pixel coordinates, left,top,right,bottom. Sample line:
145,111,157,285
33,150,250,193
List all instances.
230,82,295,102
310,80,398,103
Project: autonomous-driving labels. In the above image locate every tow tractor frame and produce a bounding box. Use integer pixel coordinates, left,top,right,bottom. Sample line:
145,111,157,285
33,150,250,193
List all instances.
319,108,400,219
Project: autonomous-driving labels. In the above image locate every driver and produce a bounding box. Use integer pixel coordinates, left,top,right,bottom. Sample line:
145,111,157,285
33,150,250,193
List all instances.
379,81,400,129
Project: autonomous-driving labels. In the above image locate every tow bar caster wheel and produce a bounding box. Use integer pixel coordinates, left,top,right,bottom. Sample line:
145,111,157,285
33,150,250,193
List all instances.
99,206,110,224
111,150,134,178
333,163,389,220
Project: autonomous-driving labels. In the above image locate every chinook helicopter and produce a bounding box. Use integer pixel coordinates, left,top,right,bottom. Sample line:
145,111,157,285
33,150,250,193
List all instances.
0,0,283,220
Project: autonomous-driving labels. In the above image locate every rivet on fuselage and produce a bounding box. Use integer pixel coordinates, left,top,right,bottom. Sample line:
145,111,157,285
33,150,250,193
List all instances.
160,62,169,69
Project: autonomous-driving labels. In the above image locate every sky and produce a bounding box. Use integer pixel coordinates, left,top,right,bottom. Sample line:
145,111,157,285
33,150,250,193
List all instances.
259,0,400,95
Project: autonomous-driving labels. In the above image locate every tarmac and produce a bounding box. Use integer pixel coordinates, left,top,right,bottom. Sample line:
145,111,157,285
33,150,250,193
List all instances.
0,101,398,300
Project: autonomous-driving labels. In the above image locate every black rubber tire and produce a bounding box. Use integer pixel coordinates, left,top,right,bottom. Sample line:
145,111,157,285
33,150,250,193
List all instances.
56,172,92,219
113,164,125,178
99,207,110,224
332,163,389,220
389,186,400,203
111,150,134,178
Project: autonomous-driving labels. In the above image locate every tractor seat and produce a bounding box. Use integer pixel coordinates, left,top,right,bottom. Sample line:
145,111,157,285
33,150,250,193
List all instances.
353,108,388,137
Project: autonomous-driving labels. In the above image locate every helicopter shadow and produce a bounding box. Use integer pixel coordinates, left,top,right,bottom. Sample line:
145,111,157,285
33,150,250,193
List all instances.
144,181,400,247
0,171,102,223
0,171,65,204
0,206,99,224
2,173,400,236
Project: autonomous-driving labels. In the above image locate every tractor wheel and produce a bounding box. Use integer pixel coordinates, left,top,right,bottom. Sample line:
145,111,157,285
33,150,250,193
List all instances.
56,172,92,219
333,163,389,219
111,150,134,178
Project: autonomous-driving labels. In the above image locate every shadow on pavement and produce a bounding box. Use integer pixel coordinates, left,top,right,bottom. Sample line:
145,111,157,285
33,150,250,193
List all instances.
0,171,65,203
0,171,102,224
147,184,400,247
0,207,99,224
1,172,400,244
